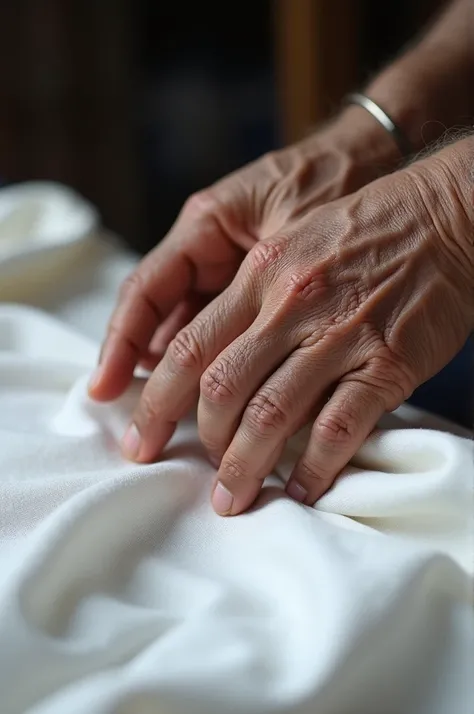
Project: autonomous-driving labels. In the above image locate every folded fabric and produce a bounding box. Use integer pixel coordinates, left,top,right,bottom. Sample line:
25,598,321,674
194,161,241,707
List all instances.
0,182,99,303
0,182,472,714
0,304,472,714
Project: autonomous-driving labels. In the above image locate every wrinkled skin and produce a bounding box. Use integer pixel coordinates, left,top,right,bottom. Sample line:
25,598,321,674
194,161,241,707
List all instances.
90,120,473,516
90,109,391,399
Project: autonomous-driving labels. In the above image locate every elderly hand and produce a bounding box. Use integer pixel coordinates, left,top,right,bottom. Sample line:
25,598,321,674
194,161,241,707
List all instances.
88,107,397,402
99,136,473,516
93,133,473,515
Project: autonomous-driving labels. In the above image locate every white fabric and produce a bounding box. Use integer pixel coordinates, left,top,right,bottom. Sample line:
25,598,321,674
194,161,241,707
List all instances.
0,183,472,714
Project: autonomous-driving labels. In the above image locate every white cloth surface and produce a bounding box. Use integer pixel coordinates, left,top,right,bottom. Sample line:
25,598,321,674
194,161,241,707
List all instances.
0,183,472,714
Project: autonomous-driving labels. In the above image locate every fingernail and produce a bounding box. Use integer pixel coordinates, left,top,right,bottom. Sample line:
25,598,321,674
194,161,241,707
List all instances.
212,481,234,515
122,423,141,460
88,367,101,392
285,479,308,504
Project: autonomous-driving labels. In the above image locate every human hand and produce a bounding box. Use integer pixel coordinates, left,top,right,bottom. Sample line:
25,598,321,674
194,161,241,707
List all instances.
89,106,399,401
117,136,473,515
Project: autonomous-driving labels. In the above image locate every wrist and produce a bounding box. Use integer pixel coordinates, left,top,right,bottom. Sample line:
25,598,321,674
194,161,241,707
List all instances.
365,3,473,153
330,105,404,170
366,55,452,154
409,135,474,306
297,105,403,191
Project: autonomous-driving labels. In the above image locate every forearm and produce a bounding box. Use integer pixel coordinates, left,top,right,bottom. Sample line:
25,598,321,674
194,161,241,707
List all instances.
299,1,473,192
367,0,474,152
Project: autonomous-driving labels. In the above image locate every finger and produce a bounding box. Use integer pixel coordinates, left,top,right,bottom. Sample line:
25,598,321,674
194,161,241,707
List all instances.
197,320,294,465
200,327,343,465
89,244,196,402
122,286,256,463
139,294,210,371
198,236,337,465
209,345,344,516
285,377,386,506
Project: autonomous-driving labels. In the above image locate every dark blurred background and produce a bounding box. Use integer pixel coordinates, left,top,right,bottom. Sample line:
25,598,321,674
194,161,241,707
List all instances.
0,0,471,426
0,0,444,253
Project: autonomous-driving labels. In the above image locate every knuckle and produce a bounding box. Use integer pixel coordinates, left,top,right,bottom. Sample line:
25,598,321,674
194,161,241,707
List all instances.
200,434,224,462
116,268,162,323
365,356,411,408
261,149,281,167
198,429,224,463
200,359,237,405
314,409,357,447
245,389,289,436
137,390,159,427
106,323,140,354
248,236,287,274
183,189,218,218
261,149,295,180
297,459,334,483
282,267,327,306
220,453,248,485
168,327,203,371
119,271,143,300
